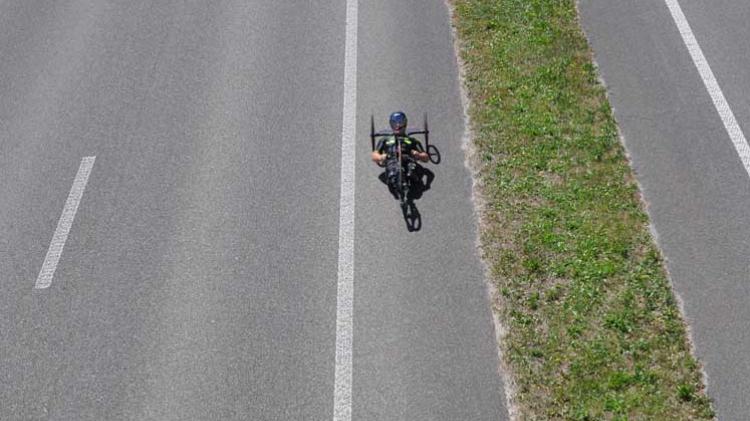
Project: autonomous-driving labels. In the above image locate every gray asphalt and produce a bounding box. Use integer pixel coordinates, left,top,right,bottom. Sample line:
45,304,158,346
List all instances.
354,1,507,420
0,1,508,420
579,1,750,419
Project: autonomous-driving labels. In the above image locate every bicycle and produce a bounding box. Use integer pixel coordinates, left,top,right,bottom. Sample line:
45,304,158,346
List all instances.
370,113,439,207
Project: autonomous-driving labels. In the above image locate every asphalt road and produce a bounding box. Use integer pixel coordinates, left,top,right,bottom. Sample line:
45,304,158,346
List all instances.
0,1,508,420
579,1,750,419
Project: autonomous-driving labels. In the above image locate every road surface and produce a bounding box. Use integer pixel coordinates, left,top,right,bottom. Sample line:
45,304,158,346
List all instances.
0,1,509,420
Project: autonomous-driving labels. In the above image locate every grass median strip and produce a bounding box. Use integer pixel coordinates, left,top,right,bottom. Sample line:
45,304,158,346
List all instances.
450,0,714,419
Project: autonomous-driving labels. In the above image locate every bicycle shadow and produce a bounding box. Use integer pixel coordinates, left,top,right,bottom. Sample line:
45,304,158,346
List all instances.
378,163,436,232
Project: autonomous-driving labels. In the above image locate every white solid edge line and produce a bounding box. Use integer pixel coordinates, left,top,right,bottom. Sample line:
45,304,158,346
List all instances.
333,0,356,420
664,0,750,176
34,156,96,289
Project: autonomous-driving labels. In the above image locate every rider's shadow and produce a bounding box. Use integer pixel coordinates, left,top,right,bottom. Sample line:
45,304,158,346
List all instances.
378,163,436,232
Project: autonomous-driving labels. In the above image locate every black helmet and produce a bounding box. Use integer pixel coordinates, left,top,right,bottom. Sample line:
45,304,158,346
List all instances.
389,111,408,133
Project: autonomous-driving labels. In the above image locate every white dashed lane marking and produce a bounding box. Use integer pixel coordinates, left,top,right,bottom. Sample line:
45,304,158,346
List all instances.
35,156,95,289
665,0,750,176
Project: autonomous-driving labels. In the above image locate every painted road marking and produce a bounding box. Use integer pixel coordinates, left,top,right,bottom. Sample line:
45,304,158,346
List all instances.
35,156,96,289
333,0,357,419
665,0,750,176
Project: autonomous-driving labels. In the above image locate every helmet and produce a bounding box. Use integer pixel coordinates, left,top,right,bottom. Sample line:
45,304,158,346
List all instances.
389,111,408,133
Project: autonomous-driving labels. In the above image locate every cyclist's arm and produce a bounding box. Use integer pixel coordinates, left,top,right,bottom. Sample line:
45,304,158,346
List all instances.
371,139,388,163
412,138,425,152
409,138,429,162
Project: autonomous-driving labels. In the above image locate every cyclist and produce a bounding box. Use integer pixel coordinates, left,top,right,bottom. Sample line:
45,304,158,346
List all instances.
371,112,429,194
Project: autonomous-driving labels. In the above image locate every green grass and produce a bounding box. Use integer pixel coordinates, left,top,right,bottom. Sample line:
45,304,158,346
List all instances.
450,0,714,419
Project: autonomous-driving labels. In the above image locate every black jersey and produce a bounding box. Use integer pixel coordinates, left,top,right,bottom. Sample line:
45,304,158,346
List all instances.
375,135,424,159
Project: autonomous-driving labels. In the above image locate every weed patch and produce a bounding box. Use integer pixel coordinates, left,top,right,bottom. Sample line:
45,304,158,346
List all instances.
451,0,714,418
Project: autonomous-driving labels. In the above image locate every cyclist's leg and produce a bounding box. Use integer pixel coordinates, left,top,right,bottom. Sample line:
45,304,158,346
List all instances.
386,159,399,187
